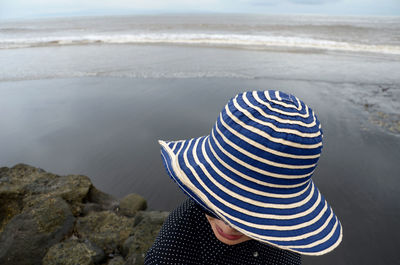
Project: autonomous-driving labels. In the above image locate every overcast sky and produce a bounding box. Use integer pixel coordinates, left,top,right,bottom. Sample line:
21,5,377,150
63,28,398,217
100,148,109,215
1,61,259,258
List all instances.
1,0,399,20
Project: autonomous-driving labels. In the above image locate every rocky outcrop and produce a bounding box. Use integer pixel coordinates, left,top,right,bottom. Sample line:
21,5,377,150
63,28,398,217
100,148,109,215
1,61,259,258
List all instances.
123,211,170,264
76,211,136,254
43,238,105,265
119,194,147,217
0,196,75,265
0,164,169,265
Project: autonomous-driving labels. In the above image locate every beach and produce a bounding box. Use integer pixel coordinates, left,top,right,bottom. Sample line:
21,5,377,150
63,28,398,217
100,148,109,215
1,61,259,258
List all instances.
1,14,400,264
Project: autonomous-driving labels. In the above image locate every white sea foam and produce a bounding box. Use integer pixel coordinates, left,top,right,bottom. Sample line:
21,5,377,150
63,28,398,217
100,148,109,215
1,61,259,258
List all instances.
1,33,400,55
0,70,254,82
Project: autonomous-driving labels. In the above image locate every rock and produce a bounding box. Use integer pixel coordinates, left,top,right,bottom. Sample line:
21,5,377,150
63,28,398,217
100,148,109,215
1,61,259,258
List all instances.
123,211,169,264
43,238,105,265
86,186,119,212
106,255,125,265
0,164,51,231
124,254,142,265
0,164,92,217
23,174,92,216
0,164,167,265
0,192,23,233
24,174,91,202
0,196,75,265
0,164,50,194
82,202,105,215
119,194,147,217
76,211,136,254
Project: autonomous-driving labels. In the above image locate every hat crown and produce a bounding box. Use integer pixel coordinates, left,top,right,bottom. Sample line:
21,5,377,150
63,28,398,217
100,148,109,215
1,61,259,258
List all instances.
267,90,299,107
209,90,323,186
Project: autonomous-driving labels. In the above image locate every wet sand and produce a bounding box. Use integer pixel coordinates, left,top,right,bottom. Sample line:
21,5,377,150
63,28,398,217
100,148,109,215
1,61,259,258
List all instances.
0,75,399,264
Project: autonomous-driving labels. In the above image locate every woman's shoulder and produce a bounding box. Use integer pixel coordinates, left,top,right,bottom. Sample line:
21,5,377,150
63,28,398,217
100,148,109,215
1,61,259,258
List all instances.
144,198,207,265
162,198,208,233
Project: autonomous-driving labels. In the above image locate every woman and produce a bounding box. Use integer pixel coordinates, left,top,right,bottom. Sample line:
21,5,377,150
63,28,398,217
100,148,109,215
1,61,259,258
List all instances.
145,90,342,265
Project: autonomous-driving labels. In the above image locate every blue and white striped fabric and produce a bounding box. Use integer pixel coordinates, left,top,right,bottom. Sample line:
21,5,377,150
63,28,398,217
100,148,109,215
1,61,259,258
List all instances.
159,90,342,256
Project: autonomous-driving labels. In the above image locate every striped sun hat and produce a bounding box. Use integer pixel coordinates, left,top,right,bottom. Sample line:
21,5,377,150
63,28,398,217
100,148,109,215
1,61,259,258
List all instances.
159,90,342,255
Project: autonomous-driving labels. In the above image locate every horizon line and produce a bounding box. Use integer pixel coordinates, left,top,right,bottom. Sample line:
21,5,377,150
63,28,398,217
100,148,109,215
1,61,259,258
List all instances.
2,10,400,22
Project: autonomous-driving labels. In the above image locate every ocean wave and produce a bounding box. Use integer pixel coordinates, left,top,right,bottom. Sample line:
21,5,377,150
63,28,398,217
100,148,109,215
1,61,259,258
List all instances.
1,33,400,55
0,70,254,82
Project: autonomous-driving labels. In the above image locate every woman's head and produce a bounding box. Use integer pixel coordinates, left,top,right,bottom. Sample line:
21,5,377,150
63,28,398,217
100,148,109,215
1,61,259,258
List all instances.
159,90,342,255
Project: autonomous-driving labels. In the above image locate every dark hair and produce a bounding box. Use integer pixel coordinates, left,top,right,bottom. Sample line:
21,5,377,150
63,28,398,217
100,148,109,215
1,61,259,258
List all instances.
190,198,219,219
203,208,219,219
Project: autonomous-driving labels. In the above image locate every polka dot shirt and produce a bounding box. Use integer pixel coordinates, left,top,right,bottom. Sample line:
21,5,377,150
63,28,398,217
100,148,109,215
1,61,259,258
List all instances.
145,199,301,265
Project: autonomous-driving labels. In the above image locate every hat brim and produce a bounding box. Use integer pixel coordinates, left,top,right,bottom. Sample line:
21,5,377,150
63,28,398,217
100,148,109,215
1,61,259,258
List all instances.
159,136,342,256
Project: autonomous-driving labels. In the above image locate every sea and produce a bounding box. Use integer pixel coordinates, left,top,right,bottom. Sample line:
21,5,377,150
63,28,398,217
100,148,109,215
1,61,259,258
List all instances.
1,14,400,264
1,15,400,80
